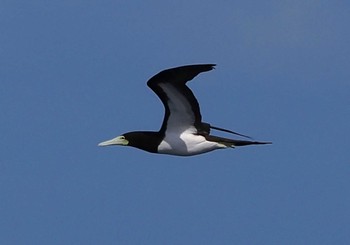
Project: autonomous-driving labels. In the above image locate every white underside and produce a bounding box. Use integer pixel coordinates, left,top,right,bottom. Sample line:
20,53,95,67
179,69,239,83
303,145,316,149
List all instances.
157,129,228,156
155,84,229,156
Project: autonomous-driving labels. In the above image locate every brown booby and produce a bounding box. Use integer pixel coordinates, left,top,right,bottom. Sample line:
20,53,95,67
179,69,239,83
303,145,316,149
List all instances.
98,64,271,156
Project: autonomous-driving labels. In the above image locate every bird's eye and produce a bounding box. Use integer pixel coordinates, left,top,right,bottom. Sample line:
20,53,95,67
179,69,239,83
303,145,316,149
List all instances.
120,136,125,140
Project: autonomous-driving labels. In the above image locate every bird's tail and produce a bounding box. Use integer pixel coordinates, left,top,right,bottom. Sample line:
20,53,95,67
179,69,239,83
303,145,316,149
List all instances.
227,139,272,147
205,135,272,148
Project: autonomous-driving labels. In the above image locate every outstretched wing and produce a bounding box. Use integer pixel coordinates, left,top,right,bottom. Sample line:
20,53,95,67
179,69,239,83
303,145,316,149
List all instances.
147,64,215,134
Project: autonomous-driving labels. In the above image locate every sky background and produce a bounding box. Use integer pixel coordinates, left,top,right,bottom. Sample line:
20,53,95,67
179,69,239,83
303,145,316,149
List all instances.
1,0,350,244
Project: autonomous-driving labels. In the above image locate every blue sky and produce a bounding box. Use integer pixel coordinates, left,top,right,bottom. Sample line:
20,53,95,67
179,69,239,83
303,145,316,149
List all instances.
1,0,350,244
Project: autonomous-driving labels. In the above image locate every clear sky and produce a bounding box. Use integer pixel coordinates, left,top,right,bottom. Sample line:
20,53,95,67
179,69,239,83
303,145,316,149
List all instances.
1,0,350,244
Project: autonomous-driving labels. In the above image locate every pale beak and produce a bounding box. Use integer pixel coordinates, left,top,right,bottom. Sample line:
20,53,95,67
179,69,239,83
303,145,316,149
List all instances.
98,136,128,146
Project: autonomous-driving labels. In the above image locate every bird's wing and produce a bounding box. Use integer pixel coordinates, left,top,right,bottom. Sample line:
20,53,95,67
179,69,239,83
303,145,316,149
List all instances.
147,64,215,134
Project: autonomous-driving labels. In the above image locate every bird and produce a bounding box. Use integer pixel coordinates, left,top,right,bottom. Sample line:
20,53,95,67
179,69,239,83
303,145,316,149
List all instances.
98,64,271,156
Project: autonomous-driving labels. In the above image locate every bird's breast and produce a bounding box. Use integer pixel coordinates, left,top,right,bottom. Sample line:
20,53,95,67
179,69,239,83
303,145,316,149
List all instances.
157,132,226,156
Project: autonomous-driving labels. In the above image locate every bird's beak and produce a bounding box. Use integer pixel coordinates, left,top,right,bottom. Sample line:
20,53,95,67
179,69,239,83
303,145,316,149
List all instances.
98,136,128,146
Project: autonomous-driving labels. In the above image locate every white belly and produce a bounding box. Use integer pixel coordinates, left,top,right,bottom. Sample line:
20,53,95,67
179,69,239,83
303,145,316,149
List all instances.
157,132,227,156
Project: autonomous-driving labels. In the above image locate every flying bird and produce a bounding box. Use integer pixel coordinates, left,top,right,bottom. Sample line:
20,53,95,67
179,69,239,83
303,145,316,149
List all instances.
98,64,271,156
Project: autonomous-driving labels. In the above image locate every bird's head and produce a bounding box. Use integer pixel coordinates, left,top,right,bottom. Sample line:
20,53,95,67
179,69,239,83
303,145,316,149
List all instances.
98,131,160,153
98,133,131,147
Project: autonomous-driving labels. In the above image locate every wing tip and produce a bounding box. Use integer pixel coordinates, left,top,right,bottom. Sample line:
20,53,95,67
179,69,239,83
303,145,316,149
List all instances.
147,63,217,87
202,63,216,70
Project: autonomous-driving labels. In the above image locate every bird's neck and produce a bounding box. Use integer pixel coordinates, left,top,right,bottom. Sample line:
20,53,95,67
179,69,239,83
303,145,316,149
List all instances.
128,131,164,153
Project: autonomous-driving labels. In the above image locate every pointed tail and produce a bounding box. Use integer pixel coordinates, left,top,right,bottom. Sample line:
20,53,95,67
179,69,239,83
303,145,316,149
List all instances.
228,139,272,147
205,135,272,148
